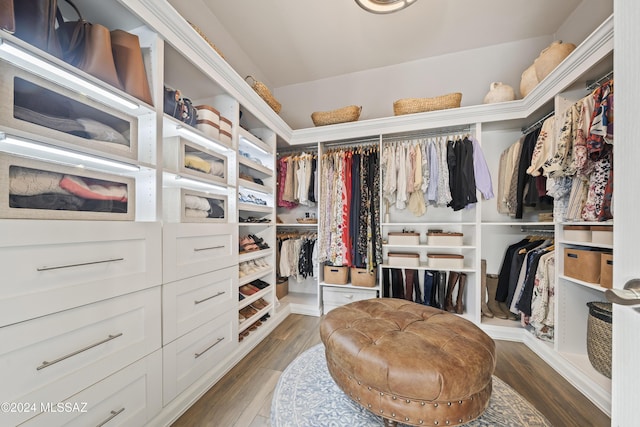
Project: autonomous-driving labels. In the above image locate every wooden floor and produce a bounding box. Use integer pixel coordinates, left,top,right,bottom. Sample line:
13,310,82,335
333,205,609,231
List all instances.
171,314,610,427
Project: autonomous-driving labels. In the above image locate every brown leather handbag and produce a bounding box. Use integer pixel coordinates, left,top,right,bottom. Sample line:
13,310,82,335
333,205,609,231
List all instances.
0,0,15,33
13,0,62,57
56,0,122,90
110,29,153,105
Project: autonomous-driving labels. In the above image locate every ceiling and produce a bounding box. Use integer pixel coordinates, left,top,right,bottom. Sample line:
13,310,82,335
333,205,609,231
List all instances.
194,0,583,89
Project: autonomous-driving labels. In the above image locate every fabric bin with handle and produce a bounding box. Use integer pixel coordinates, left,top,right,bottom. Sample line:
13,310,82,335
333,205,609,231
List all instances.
388,232,420,245
388,253,420,267
324,265,349,285
427,254,464,269
563,247,607,284
600,253,613,288
350,267,376,287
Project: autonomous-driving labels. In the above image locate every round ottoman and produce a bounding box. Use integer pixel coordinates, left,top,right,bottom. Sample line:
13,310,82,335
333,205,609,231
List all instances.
319,298,496,426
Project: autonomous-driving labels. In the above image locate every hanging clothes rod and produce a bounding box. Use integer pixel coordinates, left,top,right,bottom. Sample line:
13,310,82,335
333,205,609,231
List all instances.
586,70,614,92
519,225,554,234
322,137,380,149
276,145,317,156
521,110,554,135
383,126,473,143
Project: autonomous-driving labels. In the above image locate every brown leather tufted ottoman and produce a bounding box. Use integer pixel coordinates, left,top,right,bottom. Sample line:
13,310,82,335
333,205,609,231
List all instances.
319,298,496,426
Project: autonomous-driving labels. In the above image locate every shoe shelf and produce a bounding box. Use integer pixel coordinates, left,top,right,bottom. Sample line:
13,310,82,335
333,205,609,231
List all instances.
238,305,272,334
238,248,274,263
239,269,272,286
239,287,271,310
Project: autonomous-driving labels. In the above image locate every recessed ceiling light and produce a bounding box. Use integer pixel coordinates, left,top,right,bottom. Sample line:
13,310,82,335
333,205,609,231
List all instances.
355,0,417,14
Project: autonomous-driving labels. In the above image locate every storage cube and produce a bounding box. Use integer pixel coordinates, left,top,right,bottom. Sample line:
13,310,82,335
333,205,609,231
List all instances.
600,253,613,288
591,225,613,245
564,247,606,284
387,253,420,267
388,232,420,245
219,129,232,146
324,265,349,285
564,225,591,242
0,61,137,160
426,231,463,246
163,136,228,185
163,187,227,223
427,253,464,269
276,278,289,299
1,153,134,220
350,267,376,287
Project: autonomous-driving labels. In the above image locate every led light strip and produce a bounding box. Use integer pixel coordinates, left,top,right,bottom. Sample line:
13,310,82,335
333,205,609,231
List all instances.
0,38,139,110
0,134,140,172
176,125,232,153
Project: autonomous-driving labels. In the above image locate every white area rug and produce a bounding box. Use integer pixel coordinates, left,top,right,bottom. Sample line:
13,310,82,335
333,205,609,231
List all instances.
271,343,552,427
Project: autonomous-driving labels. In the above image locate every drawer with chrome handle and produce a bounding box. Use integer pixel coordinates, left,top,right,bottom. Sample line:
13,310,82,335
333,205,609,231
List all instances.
163,223,238,282
162,309,235,405
0,287,161,427
0,220,161,327
22,350,163,427
162,266,237,344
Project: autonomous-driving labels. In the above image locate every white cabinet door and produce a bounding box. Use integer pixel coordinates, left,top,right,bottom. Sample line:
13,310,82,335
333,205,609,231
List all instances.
611,3,640,425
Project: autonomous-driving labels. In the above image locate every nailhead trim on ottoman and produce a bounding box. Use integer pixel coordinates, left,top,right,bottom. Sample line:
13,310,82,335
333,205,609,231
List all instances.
320,298,496,426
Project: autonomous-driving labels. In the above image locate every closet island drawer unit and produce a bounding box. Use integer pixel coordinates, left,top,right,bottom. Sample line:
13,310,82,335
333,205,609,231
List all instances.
22,350,162,427
0,220,161,327
162,266,237,344
163,136,228,185
0,287,161,427
1,153,135,221
162,309,236,405
163,187,227,223
0,60,138,160
163,223,238,283
323,286,378,313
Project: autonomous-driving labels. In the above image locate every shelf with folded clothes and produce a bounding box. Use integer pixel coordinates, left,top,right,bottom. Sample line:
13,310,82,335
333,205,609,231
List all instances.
238,177,273,194
238,127,274,157
162,187,228,223
238,156,274,177
1,152,136,221
0,61,150,164
163,135,229,187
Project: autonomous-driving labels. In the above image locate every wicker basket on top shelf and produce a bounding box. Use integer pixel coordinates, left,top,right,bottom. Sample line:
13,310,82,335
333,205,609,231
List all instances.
311,105,362,126
296,217,318,224
245,75,282,113
393,92,462,116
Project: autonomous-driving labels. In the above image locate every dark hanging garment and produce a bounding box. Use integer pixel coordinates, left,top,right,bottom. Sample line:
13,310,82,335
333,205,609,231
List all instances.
515,128,542,218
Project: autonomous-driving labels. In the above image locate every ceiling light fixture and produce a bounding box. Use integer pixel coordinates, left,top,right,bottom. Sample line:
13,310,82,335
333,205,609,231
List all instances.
355,0,417,14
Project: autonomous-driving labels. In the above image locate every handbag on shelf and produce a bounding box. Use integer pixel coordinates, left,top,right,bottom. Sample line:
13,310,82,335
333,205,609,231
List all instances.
110,29,153,105
55,0,123,90
163,86,197,127
13,0,62,57
0,0,15,33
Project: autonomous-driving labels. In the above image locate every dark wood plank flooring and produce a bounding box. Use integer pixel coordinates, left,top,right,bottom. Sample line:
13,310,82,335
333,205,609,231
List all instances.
171,314,610,427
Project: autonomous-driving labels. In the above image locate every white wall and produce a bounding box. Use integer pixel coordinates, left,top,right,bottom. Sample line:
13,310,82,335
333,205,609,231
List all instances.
273,0,613,130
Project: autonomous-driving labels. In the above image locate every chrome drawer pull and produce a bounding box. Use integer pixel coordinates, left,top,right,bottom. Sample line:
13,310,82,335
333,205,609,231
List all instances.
95,408,125,427
194,291,226,305
194,337,224,359
194,245,224,252
36,333,123,371
37,258,125,272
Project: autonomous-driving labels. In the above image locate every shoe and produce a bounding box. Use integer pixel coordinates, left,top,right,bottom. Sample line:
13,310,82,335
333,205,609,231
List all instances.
444,272,460,312
486,274,508,319
251,279,269,289
455,273,467,314
239,285,258,296
480,260,494,318
239,293,245,301
239,313,246,323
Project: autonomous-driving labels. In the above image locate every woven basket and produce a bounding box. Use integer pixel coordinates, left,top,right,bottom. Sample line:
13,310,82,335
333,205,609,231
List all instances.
189,22,225,59
586,301,612,378
393,92,462,116
296,218,318,224
245,76,282,113
311,105,362,126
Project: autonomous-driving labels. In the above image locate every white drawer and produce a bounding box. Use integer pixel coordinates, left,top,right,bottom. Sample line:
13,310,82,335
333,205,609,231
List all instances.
163,309,236,405
0,220,161,327
163,223,238,283
22,350,162,427
323,287,378,306
0,287,161,426
163,266,237,344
